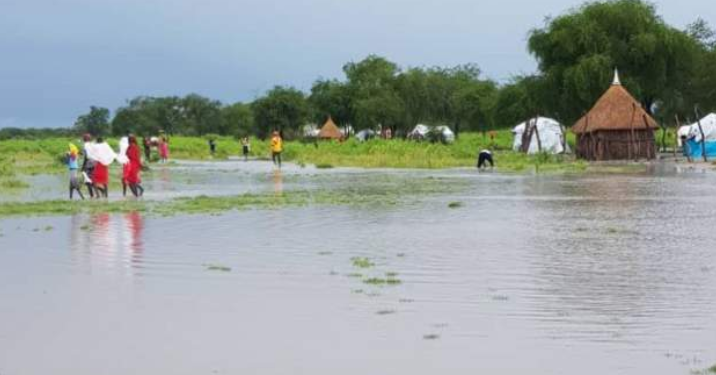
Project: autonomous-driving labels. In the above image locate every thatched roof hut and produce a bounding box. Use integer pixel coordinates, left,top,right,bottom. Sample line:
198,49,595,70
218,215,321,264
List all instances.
572,71,658,161
318,117,342,140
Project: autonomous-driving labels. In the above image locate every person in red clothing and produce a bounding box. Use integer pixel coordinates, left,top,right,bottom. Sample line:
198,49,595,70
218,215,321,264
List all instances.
89,136,116,198
126,135,144,197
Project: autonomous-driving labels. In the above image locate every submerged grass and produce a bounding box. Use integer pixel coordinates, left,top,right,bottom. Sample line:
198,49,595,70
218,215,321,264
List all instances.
204,264,232,272
0,174,451,217
351,257,374,269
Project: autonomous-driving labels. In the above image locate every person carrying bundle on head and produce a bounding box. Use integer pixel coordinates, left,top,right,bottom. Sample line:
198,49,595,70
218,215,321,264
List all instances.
66,143,85,200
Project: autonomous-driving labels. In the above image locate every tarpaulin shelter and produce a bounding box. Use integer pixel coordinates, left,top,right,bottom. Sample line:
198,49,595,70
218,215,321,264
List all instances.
682,113,716,158
512,117,566,154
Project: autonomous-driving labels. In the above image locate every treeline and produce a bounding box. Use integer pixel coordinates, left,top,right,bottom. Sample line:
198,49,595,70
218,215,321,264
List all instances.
74,59,499,140
11,0,716,140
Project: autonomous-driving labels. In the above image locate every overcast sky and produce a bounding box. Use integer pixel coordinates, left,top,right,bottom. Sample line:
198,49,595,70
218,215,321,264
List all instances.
0,0,713,128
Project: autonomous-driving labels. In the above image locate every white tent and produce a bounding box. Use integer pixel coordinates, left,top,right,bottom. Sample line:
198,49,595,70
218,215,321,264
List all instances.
434,125,455,143
684,113,716,143
677,125,691,147
408,124,455,143
408,124,431,140
512,117,566,154
302,123,320,138
355,129,377,142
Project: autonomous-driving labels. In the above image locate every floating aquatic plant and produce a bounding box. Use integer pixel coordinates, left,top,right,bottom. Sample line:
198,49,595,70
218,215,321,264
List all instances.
351,257,374,269
204,264,232,272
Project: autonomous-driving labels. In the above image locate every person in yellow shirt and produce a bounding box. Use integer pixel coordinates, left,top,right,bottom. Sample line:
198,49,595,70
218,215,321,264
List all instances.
270,131,283,168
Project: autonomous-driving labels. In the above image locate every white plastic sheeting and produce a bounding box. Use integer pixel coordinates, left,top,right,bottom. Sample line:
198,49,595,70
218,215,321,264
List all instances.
116,137,129,165
86,141,117,166
408,124,455,143
512,117,566,154
684,113,716,143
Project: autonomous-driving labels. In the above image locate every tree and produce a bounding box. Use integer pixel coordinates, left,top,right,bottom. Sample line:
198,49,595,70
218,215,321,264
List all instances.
251,86,310,139
686,19,716,113
221,102,254,137
74,106,110,136
309,79,353,126
344,55,404,132
528,0,701,123
179,94,223,136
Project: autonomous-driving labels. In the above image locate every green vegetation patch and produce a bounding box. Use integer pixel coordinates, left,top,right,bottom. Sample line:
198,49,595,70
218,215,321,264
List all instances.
204,264,232,272
351,257,374,269
363,277,402,286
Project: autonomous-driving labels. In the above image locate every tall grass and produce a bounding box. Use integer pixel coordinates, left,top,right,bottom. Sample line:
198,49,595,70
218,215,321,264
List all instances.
0,131,585,173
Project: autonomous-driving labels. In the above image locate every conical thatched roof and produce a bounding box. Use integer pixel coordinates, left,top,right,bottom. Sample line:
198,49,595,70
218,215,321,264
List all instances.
572,73,659,134
318,117,342,139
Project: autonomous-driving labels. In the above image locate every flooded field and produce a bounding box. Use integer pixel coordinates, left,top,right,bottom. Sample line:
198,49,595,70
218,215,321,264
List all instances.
1,161,715,375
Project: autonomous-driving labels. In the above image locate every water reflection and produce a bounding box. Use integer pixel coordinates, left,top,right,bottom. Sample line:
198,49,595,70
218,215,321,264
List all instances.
70,211,145,274
272,170,283,196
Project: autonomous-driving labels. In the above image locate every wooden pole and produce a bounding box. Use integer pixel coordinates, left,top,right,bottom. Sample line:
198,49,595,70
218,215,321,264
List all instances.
673,115,679,161
695,106,708,162
660,120,667,153
628,103,637,161
642,114,654,160
534,117,543,152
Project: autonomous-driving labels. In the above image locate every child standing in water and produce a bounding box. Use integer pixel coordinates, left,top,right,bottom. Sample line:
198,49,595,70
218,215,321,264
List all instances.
270,131,282,168
242,137,250,161
66,143,84,200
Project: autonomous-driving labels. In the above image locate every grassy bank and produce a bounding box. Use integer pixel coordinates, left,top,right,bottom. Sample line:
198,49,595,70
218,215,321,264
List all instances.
0,131,594,174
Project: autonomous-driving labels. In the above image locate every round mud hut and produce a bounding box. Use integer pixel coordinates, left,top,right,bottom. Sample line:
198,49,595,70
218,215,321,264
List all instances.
572,72,659,161
318,116,343,140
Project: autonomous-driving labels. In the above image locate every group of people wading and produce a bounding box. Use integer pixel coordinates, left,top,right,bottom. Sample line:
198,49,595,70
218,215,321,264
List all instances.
66,133,167,200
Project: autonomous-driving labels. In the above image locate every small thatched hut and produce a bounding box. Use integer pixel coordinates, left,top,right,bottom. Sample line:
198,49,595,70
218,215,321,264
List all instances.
318,117,342,140
572,71,659,161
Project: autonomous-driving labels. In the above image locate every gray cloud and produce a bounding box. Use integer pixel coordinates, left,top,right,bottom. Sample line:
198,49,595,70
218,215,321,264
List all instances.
0,0,713,128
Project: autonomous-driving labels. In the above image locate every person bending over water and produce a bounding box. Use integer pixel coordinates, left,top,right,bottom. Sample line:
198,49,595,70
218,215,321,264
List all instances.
66,143,85,200
477,149,494,170
270,131,283,168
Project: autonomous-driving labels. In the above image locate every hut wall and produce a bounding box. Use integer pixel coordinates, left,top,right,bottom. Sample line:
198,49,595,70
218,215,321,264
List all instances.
576,130,656,161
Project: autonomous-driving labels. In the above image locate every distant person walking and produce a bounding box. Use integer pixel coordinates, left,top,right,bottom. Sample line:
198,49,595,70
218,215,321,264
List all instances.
477,149,494,170
126,136,144,197
208,138,217,156
159,136,169,163
66,143,84,200
241,137,251,161
143,137,152,161
270,131,283,168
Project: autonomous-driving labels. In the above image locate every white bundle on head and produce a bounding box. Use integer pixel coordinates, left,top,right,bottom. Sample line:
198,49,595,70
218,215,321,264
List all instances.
86,142,117,166
116,137,129,165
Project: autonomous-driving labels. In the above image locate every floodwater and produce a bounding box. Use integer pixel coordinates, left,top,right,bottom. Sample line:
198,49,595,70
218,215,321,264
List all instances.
1,161,715,375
